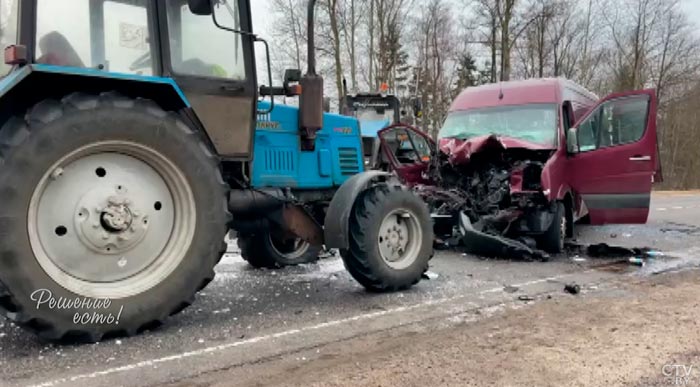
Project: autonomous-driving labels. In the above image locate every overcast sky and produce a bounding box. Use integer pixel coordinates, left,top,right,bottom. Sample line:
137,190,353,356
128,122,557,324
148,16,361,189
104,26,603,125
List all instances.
250,0,700,41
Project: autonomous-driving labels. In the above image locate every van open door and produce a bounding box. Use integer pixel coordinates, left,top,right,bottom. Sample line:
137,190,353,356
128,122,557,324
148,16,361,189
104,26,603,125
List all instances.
566,89,658,224
378,124,434,186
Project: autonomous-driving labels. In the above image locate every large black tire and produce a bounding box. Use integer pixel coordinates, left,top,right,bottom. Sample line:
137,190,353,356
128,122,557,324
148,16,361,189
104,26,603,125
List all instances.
341,184,433,292
538,201,566,254
0,92,229,342
238,230,322,269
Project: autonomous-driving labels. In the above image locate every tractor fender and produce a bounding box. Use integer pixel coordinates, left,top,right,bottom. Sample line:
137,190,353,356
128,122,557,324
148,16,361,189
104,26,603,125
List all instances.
324,171,392,249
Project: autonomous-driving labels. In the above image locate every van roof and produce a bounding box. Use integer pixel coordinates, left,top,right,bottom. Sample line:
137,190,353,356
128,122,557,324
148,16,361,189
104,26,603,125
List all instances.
450,78,598,111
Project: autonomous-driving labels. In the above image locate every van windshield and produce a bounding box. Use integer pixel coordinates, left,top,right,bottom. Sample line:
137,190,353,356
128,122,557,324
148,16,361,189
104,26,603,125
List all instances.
438,104,558,146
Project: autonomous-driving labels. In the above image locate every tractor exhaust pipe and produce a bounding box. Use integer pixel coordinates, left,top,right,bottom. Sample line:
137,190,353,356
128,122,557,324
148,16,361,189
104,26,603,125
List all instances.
229,189,285,215
307,0,317,76
299,0,323,150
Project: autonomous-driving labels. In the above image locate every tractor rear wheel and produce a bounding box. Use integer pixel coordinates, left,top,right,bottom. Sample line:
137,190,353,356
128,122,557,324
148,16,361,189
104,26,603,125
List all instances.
0,92,229,342
341,184,433,292
238,229,321,268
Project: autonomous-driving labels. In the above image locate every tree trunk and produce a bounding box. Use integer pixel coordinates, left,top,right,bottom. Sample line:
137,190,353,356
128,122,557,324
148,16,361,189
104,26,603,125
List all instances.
327,0,344,106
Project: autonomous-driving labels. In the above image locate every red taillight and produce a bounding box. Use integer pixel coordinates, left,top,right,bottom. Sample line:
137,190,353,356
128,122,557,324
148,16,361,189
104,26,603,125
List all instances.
4,45,27,65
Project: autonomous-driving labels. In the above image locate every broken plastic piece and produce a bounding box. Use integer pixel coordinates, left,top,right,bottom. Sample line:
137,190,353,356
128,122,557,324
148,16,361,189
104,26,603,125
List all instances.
628,257,645,266
586,243,649,258
459,213,549,261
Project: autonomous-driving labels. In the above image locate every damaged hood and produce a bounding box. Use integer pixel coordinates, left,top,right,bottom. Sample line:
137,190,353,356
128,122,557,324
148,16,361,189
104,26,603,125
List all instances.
438,135,555,165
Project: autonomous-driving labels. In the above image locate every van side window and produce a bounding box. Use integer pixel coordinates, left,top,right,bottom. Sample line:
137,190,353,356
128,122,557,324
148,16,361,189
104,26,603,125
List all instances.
576,96,650,152
599,97,649,147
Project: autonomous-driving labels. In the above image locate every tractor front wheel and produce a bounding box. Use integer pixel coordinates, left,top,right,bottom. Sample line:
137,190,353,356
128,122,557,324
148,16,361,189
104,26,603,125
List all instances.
341,184,433,292
0,93,229,342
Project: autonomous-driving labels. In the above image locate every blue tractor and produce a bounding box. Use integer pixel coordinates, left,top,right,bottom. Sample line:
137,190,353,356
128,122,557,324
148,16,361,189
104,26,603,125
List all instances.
0,0,433,341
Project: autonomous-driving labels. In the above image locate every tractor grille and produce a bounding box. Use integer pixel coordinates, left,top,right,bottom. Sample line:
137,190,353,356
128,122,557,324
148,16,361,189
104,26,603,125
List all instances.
264,149,295,173
338,147,360,176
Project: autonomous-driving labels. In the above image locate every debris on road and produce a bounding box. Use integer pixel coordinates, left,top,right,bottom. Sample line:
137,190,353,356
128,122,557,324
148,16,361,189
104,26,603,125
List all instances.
458,213,550,261
318,249,338,259
564,283,581,295
503,285,520,293
646,251,665,258
628,257,646,267
518,295,535,301
586,243,650,258
422,271,440,280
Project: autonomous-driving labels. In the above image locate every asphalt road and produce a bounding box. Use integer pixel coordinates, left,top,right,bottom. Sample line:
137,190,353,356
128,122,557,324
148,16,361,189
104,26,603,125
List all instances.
2,192,700,387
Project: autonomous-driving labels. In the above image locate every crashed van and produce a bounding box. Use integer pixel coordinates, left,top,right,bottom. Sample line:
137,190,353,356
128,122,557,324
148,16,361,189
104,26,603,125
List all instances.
376,79,662,257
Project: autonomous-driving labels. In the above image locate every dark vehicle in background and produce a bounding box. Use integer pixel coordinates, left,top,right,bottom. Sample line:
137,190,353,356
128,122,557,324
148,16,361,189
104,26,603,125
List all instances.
377,78,662,255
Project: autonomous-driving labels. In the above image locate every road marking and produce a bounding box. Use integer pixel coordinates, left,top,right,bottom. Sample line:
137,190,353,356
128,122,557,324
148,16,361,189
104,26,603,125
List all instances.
654,206,700,211
29,273,580,387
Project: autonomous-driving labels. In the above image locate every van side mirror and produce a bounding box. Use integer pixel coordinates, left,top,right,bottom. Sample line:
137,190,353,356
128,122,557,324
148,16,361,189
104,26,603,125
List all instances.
567,127,579,154
188,0,213,15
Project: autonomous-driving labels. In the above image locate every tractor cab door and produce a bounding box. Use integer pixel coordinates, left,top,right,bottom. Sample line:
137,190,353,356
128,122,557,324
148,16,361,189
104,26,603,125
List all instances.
377,124,434,185
160,0,257,159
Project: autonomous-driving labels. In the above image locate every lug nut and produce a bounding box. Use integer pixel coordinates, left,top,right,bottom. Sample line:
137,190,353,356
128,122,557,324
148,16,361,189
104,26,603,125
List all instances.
50,167,64,180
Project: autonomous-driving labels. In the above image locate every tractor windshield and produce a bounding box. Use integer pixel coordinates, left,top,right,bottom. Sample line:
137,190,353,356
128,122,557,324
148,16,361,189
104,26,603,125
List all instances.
0,0,19,76
166,1,246,80
35,0,154,75
345,95,401,124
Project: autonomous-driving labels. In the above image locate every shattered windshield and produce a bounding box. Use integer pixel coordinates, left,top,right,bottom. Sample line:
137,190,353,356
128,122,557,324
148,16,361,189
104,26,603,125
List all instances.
438,104,558,146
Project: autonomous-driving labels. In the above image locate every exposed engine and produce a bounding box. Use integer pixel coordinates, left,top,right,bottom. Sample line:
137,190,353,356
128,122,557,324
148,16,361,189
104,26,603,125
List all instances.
423,140,550,229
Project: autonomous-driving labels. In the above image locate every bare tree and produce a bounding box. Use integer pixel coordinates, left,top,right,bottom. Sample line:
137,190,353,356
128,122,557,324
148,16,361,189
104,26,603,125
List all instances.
269,0,308,72
472,0,500,82
339,0,365,92
320,0,345,105
413,0,454,137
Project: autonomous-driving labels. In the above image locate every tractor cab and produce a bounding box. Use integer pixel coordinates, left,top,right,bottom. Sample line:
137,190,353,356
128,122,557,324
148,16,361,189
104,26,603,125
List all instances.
5,0,257,158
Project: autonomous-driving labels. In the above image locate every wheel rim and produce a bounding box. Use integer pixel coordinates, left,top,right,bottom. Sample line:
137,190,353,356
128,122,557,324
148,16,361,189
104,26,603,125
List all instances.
28,141,196,299
377,209,422,270
268,234,310,261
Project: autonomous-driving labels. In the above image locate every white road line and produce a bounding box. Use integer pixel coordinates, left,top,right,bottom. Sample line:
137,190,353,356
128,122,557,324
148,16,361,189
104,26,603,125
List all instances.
657,208,667,211
672,206,684,210
29,273,579,387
